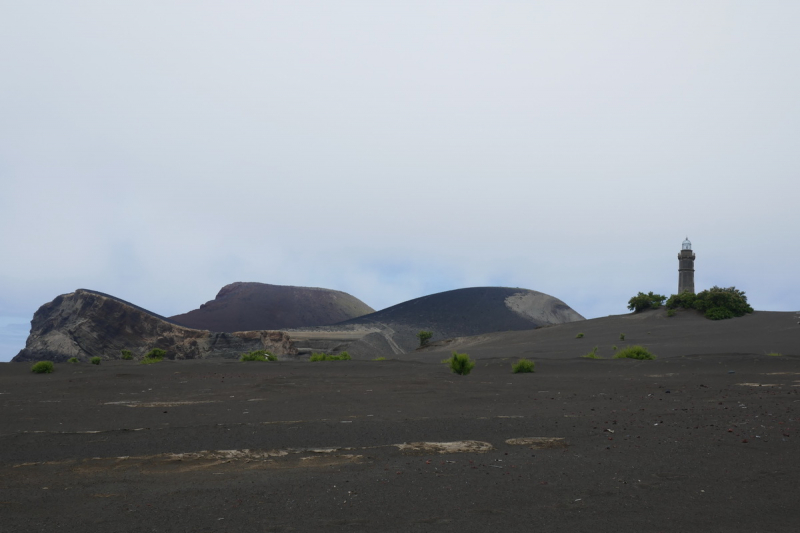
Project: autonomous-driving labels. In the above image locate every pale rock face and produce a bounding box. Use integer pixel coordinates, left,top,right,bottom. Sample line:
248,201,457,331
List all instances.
504,291,585,325
13,289,297,362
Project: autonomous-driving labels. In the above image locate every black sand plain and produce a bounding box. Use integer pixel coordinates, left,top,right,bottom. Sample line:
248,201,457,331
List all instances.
2,310,799,532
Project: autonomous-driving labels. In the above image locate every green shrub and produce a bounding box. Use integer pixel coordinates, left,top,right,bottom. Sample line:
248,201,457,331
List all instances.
613,345,656,360
121,350,133,360
666,308,676,317
627,291,667,312
766,352,783,357
512,359,535,373
704,306,735,320
444,351,475,375
140,348,166,365
619,333,625,341
373,357,386,361
67,357,79,364
90,357,101,365
582,346,601,359
575,333,584,339
612,345,618,351
240,350,276,362
31,361,54,374
145,348,167,360
666,291,696,310
694,286,753,317
309,352,351,362
667,286,753,320
417,330,433,347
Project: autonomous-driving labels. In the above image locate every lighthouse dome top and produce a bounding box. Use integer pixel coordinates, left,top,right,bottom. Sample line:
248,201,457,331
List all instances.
682,237,692,250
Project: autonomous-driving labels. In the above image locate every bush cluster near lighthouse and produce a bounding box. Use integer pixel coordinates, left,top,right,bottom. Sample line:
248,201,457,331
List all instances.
667,286,753,320
627,287,753,321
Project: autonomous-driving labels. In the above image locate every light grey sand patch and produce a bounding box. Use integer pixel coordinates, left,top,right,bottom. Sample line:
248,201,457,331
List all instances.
396,441,493,454
300,454,361,462
168,449,290,461
505,437,567,449
104,401,218,407
12,447,361,470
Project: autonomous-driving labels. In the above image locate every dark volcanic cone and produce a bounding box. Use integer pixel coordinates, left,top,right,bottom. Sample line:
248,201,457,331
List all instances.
169,282,375,333
313,287,584,356
340,286,583,332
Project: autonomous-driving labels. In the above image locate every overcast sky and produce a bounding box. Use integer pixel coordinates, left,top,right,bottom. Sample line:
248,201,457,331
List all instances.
1,1,798,361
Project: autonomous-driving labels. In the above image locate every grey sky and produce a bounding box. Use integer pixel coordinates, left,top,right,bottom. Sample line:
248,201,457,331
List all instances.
2,1,798,361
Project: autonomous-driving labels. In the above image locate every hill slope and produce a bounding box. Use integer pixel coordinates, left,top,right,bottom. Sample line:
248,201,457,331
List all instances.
169,282,375,333
414,307,799,362
287,287,585,357
340,287,583,334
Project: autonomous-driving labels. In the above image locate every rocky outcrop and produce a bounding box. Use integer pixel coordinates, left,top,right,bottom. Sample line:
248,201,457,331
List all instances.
12,290,297,362
169,282,375,333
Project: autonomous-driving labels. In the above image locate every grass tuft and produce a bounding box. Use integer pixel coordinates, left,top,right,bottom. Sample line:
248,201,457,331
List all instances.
575,333,584,339
90,357,101,365
31,361,54,374
146,349,166,359
443,351,475,375
619,333,626,340
240,350,277,362
512,359,535,373
309,352,351,361
67,357,79,364
121,349,133,360
373,357,386,361
766,352,783,357
582,346,601,359
416,330,433,347
613,345,656,360
140,348,166,365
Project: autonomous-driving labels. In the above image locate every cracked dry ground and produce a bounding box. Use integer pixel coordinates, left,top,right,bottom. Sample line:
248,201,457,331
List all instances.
1,356,799,532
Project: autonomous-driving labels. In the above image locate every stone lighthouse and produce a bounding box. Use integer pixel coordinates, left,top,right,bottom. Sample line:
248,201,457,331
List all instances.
678,237,696,294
